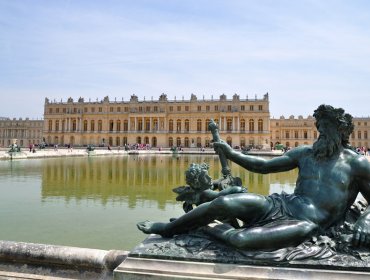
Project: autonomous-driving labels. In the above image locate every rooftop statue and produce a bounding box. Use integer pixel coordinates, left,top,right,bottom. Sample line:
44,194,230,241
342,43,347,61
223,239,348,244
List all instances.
138,104,370,253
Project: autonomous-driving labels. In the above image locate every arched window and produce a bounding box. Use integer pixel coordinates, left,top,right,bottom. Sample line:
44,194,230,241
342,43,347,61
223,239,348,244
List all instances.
55,120,59,131
169,119,174,132
116,137,120,146
116,120,121,131
205,119,210,131
169,137,173,147
144,136,149,144
197,119,202,131
83,120,88,131
295,142,299,147
98,120,102,131
123,137,128,145
153,119,158,131
138,119,143,131
240,137,246,147
185,119,190,132
123,120,128,131
197,137,202,148
137,136,141,144
176,119,181,132
72,120,77,131
145,119,150,131
184,137,189,147
258,119,263,132
90,120,95,131
176,137,181,147
205,138,210,147
227,118,232,131
48,120,52,131
240,119,245,131
109,120,114,131
249,119,254,131
152,137,157,147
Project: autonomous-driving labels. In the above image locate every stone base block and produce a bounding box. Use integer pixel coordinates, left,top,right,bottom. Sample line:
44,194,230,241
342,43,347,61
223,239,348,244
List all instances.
114,256,370,280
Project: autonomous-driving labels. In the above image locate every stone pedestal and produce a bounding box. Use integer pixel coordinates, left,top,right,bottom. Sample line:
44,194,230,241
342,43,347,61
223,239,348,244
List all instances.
114,234,370,280
114,257,370,280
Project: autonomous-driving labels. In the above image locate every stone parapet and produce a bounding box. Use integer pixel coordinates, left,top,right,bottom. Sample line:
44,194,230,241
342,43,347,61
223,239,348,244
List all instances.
0,240,128,279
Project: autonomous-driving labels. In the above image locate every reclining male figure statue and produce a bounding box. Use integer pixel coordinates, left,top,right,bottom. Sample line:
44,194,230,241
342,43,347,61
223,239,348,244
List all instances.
138,105,370,250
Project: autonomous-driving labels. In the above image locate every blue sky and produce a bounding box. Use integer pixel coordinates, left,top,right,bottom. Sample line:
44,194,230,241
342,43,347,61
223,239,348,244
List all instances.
1,0,370,119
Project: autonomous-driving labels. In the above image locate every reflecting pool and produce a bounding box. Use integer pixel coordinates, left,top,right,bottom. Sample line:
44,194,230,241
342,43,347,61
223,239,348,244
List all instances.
0,155,298,250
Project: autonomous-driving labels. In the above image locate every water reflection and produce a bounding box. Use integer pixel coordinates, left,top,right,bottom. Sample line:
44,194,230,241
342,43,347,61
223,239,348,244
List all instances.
0,155,299,250
41,155,299,207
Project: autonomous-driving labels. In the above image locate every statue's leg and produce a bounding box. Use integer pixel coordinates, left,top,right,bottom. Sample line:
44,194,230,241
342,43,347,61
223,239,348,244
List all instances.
161,193,271,236
205,219,318,249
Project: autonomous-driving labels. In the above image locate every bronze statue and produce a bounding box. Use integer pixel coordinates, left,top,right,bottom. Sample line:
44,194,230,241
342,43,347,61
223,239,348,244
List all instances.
137,105,370,250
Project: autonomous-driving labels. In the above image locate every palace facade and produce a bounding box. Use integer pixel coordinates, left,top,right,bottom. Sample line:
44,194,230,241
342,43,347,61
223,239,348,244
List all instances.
0,117,43,147
270,115,369,149
40,93,370,150
43,93,271,148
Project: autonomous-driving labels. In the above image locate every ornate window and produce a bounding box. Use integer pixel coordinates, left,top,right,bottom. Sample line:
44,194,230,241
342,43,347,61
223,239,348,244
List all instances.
98,120,102,131
123,120,128,131
138,119,143,131
185,119,190,132
109,120,114,131
205,119,210,131
258,119,263,132
197,119,202,131
249,119,254,131
145,119,150,131
240,119,245,131
227,118,232,131
184,137,189,147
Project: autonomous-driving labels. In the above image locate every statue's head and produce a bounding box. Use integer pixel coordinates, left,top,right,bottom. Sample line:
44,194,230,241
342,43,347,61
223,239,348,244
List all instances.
313,105,354,159
185,163,213,190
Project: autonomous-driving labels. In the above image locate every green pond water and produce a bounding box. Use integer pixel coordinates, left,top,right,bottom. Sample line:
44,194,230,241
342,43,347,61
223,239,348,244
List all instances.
0,154,298,251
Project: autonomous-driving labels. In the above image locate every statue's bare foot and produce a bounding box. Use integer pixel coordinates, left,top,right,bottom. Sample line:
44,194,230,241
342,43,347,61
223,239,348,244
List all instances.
137,221,173,237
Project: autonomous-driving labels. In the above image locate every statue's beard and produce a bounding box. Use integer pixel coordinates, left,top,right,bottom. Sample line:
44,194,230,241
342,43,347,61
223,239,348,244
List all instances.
313,134,341,161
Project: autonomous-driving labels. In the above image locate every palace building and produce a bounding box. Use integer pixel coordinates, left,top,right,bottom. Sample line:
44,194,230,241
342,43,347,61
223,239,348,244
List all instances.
40,93,370,150
43,93,271,148
0,117,43,147
270,115,369,150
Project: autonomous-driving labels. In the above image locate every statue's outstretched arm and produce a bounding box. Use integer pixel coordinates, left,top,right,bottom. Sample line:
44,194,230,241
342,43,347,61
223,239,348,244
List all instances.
213,141,299,174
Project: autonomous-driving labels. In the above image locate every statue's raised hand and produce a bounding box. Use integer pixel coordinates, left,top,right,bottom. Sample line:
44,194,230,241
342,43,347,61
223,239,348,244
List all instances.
213,140,233,157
